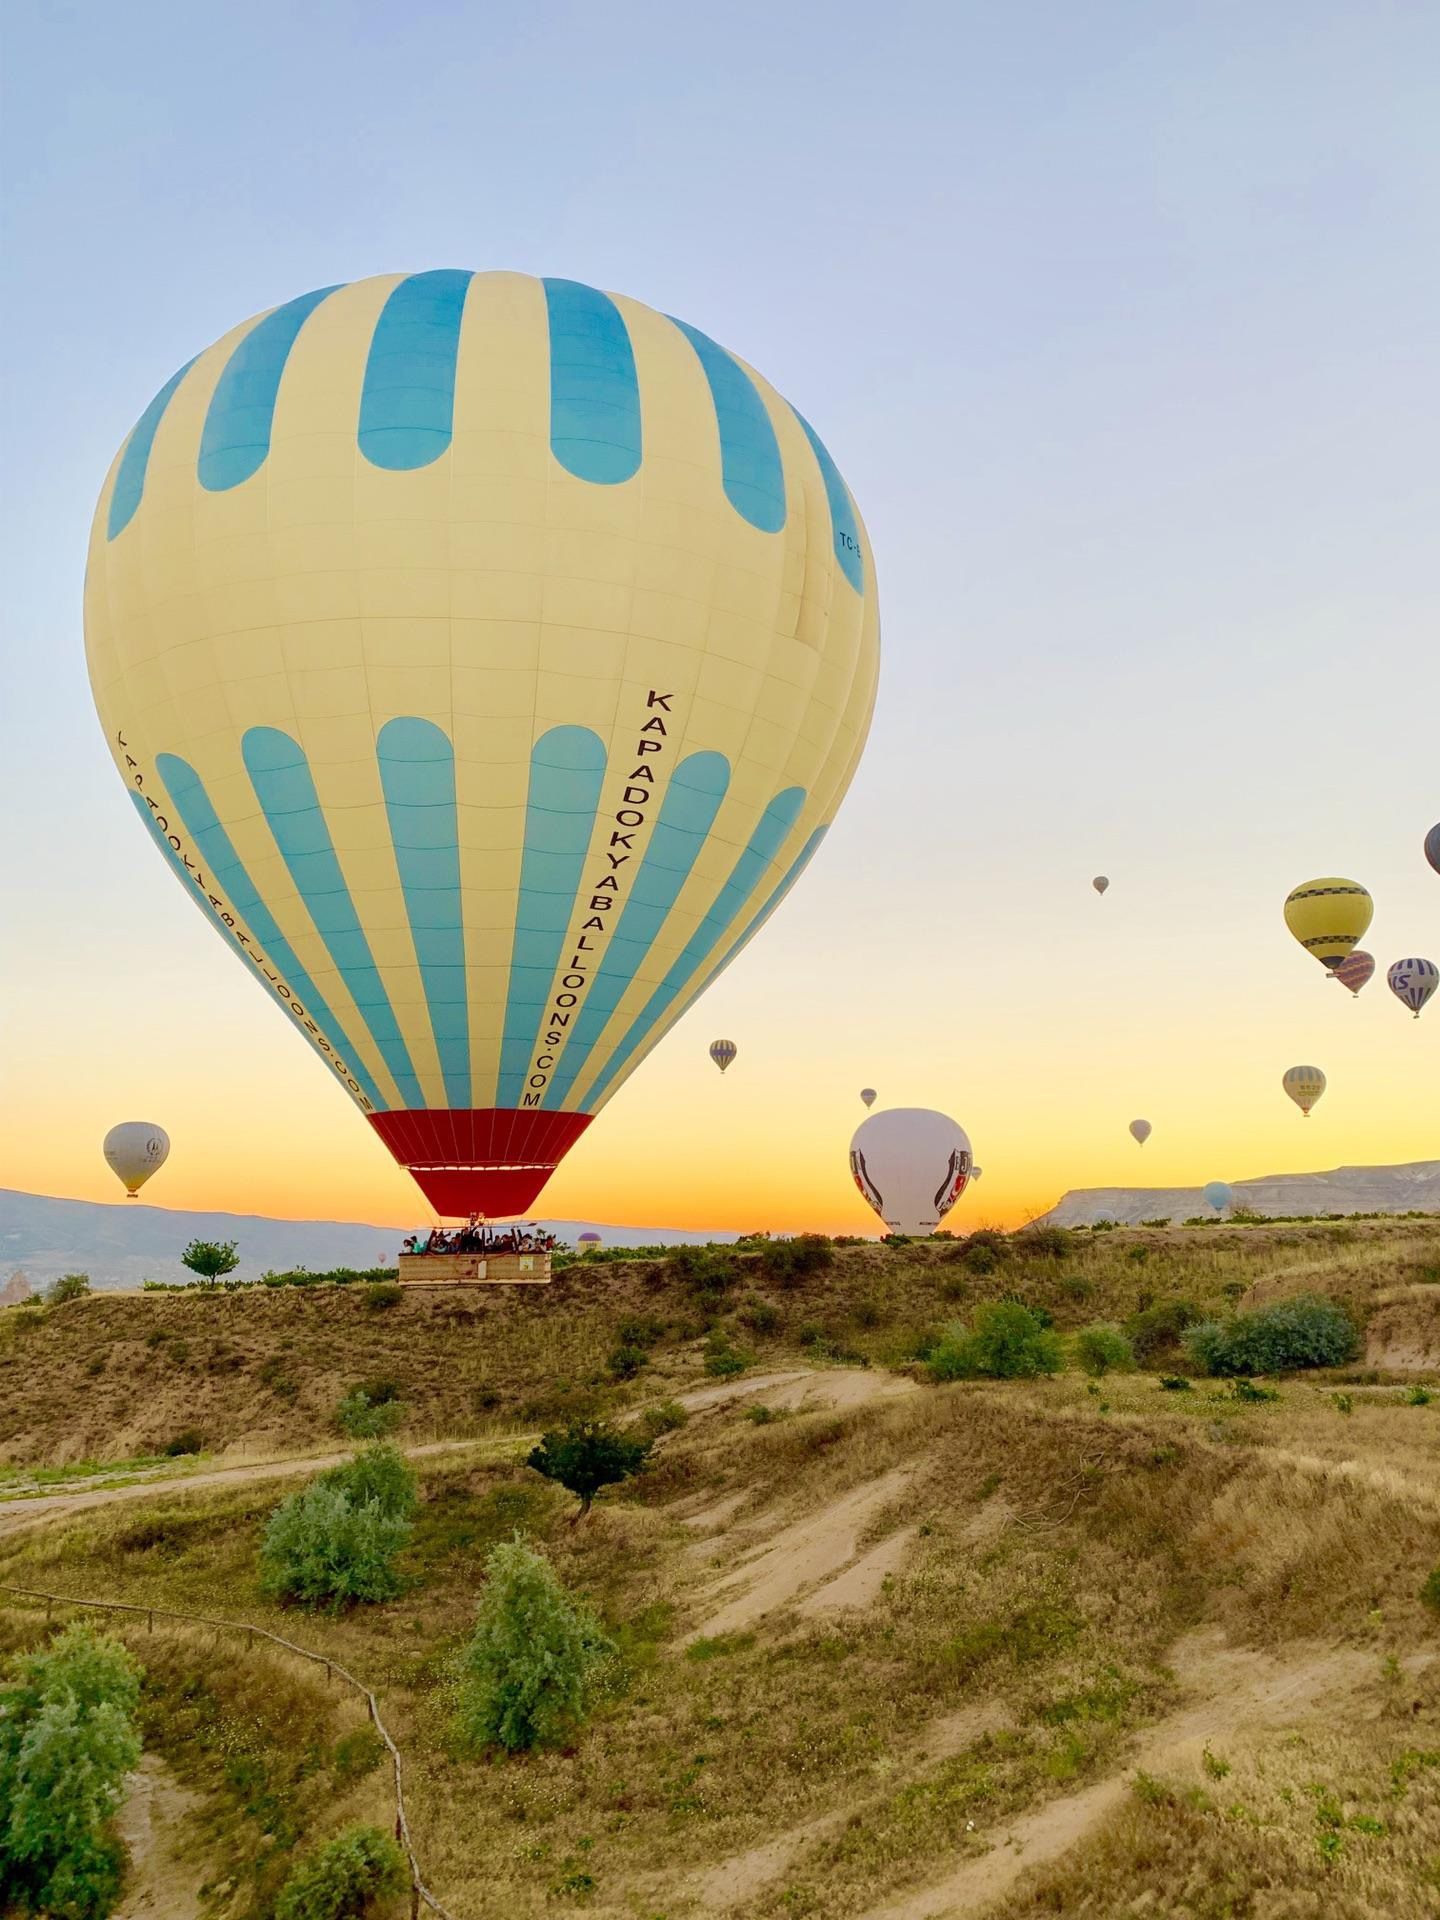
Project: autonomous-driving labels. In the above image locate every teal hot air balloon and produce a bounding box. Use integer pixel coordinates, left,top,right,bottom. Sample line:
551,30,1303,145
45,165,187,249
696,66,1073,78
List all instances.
1202,1181,1233,1214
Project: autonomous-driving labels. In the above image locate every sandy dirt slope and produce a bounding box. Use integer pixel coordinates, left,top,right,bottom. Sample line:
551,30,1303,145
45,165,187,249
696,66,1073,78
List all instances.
113,1753,205,1920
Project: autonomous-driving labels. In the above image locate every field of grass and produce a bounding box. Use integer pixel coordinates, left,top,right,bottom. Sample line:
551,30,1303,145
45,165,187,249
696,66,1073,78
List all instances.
2,1219,1437,1918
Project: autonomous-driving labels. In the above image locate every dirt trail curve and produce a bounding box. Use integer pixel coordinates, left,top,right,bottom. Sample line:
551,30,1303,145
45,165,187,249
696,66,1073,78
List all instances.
857,1634,1378,1920
0,1367,901,1544
112,1753,205,1920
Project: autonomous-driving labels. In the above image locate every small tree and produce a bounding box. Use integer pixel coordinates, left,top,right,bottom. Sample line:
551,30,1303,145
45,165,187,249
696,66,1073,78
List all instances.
929,1301,1064,1381
0,1625,143,1920
1185,1294,1357,1376
527,1419,652,1521
181,1238,240,1281
335,1389,404,1440
274,1824,407,1920
261,1479,411,1607
44,1272,91,1307
320,1443,418,1519
1074,1324,1136,1377
458,1538,612,1751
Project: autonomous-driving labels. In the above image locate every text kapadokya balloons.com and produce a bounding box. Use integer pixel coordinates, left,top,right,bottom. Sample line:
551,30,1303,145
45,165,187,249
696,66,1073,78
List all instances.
103,1122,170,1198
1282,1065,1326,1117
1387,958,1438,1020
86,273,880,1217
849,1108,973,1237
1129,1118,1152,1146
709,1040,738,1075
1283,877,1372,972
1330,950,1375,997
1202,1181,1233,1214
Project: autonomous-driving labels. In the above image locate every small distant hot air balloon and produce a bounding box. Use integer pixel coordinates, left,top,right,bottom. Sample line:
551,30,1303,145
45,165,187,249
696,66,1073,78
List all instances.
577,1231,602,1255
1092,876,1109,896
1425,824,1440,876
1202,1181,1233,1214
1330,950,1375,997
849,1108,972,1237
1283,877,1372,972
103,1122,170,1198
859,1088,877,1109
1282,1065,1326,1117
1129,1119,1152,1146
709,1040,738,1074
970,1165,984,1182
1387,957,1438,1020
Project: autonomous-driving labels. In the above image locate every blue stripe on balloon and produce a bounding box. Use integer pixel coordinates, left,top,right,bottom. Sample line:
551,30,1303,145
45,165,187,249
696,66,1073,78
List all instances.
197,286,342,491
107,359,197,538
578,786,807,1111
241,727,423,1107
358,269,472,471
152,756,388,1112
495,726,609,1108
790,407,863,592
669,319,785,533
541,751,730,1109
542,279,642,483
376,718,470,1108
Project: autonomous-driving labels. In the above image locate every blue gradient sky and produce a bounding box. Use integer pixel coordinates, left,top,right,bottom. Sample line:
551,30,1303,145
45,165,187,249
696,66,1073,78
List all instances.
1,2,1435,1229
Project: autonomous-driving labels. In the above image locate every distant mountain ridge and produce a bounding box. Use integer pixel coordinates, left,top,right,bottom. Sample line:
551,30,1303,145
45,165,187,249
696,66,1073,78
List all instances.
1035,1160,1440,1227
0,1188,738,1292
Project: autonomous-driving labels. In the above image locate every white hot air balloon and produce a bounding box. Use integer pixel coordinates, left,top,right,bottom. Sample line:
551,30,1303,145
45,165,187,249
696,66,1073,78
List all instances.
859,1088,877,1109
103,1122,170,1198
1282,1065,1326,1117
1093,876,1110,896
849,1108,972,1237
1129,1119,1152,1146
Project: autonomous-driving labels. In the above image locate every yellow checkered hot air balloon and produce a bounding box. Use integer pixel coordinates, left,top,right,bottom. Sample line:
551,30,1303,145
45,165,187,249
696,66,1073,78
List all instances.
1282,877,1372,972
85,272,880,1216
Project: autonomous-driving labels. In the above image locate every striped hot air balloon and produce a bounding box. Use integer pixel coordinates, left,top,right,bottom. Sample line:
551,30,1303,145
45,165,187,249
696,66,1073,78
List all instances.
85,273,879,1217
1387,958,1438,1020
1425,824,1440,876
1283,878,1373,972
1282,1065,1326,1117
1330,950,1375,997
709,1039,738,1074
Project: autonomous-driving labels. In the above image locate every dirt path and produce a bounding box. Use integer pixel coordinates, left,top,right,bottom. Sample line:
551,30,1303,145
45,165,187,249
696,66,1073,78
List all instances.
113,1753,205,1920
858,1634,1374,1919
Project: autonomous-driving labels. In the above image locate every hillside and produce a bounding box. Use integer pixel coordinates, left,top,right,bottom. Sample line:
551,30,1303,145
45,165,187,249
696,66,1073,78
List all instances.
1037,1158,1440,1226
0,1185,736,1292
1,1218,1437,1918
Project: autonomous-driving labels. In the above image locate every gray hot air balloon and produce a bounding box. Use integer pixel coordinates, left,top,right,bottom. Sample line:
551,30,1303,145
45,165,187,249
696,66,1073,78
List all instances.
1092,876,1110,896
1426,824,1440,876
1129,1119,1152,1146
860,1088,877,1108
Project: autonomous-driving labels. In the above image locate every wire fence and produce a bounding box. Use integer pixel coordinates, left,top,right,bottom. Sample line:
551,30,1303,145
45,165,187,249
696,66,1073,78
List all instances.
0,1581,456,1920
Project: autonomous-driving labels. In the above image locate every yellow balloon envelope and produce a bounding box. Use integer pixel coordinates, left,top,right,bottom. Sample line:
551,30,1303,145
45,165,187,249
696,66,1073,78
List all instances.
85,273,879,1215
1282,877,1372,971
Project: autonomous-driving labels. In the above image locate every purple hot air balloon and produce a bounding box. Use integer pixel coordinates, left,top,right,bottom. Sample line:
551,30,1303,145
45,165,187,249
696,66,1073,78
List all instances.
1387,957,1438,1020
1426,824,1440,876
1330,950,1375,998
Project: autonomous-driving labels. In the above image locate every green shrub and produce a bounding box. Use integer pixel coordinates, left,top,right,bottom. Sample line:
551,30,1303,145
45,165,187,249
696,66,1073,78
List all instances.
1229,1377,1279,1403
638,1401,688,1439
458,1538,613,1751
738,1295,783,1335
1013,1226,1072,1260
668,1244,740,1292
162,1428,204,1458
616,1314,665,1348
757,1234,833,1287
274,1823,407,1919
1421,1568,1440,1614
320,1444,418,1520
364,1283,404,1311
1123,1297,1202,1363
527,1420,652,1519
703,1331,752,1378
606,1343,648,1380
962,1244,1000,1275
1158,1375,1192,1392
336,1390,404,1439
181,1238,240,1281
929,1302,1064,1382
44,1272,91,1307
0,1624,143,1919
1405,1385,1432,1406
1185,1295,1358,1376
260,1475,411,1606
1074,1324,1135,1377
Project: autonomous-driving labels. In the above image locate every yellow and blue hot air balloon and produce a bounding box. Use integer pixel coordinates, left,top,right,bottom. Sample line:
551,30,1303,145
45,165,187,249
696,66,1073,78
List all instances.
85,272,880,1216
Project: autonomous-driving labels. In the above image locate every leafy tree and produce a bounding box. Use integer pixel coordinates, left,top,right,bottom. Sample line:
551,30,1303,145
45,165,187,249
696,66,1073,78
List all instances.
261,1477,411,1607
180,1238,239,1281
0,1625,143,1919
458,1539,612,1751
1184,1294,1358,1376
757,1233,834,1287
44,1273,91,1307
1074,1324,1136,1377
335,1389,404,1439
319,1443,418,1519
527,1419,652,1520
1123,1297,1201,1364
929,1301,1064,1381
274,1824,407,1920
